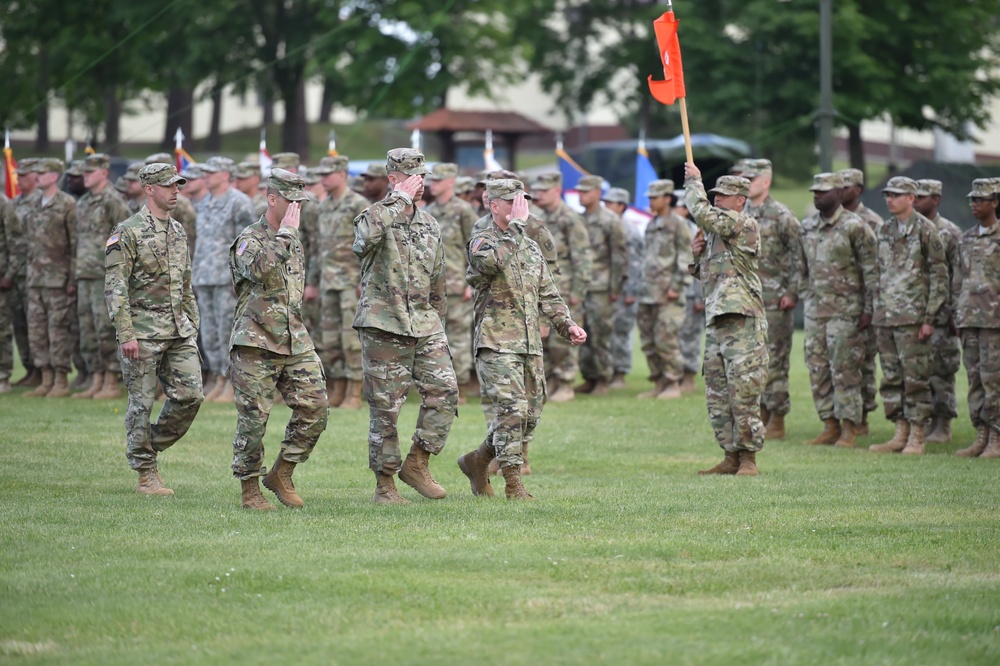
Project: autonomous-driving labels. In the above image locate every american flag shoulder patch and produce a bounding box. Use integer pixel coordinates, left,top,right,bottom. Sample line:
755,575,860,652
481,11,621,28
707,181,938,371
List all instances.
471,238,484,253
236,240,249,256
106,234,120,246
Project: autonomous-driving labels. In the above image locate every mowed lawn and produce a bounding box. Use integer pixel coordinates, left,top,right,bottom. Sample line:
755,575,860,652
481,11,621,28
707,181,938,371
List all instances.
1,333,998,665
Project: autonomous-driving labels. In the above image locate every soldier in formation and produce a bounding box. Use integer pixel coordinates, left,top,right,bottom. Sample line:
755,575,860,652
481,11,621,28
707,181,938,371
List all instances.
8,159,39,387
0,189,23,393
675,194,705,393
604,187,642,389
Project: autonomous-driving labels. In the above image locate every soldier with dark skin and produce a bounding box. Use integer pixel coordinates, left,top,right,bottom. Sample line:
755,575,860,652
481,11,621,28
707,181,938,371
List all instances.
361,162,391,203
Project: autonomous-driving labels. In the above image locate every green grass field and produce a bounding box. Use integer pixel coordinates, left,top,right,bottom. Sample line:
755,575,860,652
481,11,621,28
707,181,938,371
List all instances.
1,335,998,665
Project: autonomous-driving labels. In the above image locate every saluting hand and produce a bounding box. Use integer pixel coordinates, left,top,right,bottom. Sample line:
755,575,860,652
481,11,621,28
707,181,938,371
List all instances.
282,202,301,229
396,175,425,201
510,192,529,223
568,325,587,346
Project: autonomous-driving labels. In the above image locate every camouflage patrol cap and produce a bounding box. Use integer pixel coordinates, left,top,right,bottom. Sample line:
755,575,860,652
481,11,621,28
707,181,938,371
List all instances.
200,156,235,174
838,168,865,187
144,152,172,165
429,162,459,180
729,158,748,175
916,179,942,197
741,159,772,178
363,162,388,178
454,176,475,195
37,158,65,174
123,162,143,182
967,178,995,199
478,169,518,186
601,187,631,204
487,178,532,201
645,179,675,198
809,172,843,192
532,171,562,191
576,175,603,192
299,167,321,186
113,176,128,193
881,176,917,195
66,160,86,176
709,175,750,197
267,167,309,201
139,163,186,187
311,155,349,175
350,174,366,193
181,164,205,180
386,148,430,176
83,153,111,171
234,161,259,179
271,152,300,171
15,158,39,175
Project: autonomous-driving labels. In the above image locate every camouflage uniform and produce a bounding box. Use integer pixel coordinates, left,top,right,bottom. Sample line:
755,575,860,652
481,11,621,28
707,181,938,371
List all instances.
105,165,203,472
579,178,627,384
191,158,255,377
873,179,948,425
228,171,328,480
952,183,1000,436
799,174,877,425
744,162,800,419
926,206,963,424
680,219,706,375
311,167,369,381
353,153,457,476
613,214,644,375
10,183,39,375
172,193,197,253
537,187,592,384
466,183,579,467
26,168,77,374
76,159,132,377
426,172,479,384
685,176,768,453
0,195,24,383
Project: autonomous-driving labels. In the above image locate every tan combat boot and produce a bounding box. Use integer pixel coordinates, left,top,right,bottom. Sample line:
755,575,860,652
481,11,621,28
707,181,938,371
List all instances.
548,380,575,403
327,378,347,408
978,428,1000,459
834,420,858,448
638,377,667,399
574,379,595,394
263,457,304,507
93,372,121,399
679,371,697,394
869,420,909,453
736,450,759,476
698,450,740,475
202,374,224,401
609,372,627,389
26,368,54,397
591,380,610,396
70,372,91,391
457,442,496,497
72,372,104,399
210,379,235,404
955,426,990,457
45,372,71,398
806,418,840,445
14,367,42,387
487,457,501,476
399,443,446,499
765,414,786,440
241,478,277,511
656,380,682,400
373,471,412,505
502,465,535,500
339,380,363,410
901,421,926,455
137,468,174,496
925,418,952,444
760,404,771,428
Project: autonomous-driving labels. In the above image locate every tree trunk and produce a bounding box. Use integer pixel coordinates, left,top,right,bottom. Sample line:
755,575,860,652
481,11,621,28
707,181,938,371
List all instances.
206,85,223,151
162,87,195,150
34,49,50,152
847,122,865,173
260,75,274,126
280,75,309,159
103,87,121,150
318,78,334,123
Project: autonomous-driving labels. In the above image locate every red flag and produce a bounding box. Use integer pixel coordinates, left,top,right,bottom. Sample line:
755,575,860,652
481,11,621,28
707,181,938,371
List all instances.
647,11,686,105
3,147,18,199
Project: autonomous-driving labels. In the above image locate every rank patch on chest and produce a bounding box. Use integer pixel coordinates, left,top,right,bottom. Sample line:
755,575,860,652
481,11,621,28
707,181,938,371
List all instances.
236,240,248,256
106,234,119,246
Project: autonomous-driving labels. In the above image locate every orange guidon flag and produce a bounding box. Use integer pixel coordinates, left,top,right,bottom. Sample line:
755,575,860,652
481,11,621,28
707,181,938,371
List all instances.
3,147,18,199
647,10,686,105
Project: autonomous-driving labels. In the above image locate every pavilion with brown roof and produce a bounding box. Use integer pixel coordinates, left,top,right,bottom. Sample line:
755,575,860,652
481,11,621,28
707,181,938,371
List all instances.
408,109,552,170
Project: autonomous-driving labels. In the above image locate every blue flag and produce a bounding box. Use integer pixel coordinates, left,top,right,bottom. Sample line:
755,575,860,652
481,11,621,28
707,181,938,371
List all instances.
634,144,657,213
556,146,588,193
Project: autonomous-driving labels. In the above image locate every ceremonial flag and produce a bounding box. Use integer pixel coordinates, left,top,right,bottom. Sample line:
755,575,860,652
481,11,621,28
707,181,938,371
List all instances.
328,130,338,157
647,8,686,106
3,130,19,199
634,134,658,213
84,133,96,156
483,130,503,172
259,129,272,179
174,128,195,173
555,135,589,193
64,139,75,164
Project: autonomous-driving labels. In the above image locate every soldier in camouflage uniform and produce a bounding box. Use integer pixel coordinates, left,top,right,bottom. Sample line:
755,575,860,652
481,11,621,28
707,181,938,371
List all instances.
361,162,391,203
839,168,883,431
798,173,877,448
636,179,692,400
235,161,267,219
122,163,146,213
105,164,204,496
193,156,256,403
308,155,368,409
676,194,706,393
868,177,948,456
532,171,592,402
69,153,132,400
685,166,768,476
180,164,210,214
605,188,642,388
457,179,587,500
353,148,458,505
24,159,77,398
953,179,1000,457
425,163,479,398
454,176,477,207
10,159,40,386
0,192,23,392
228,169,329,510
575,175,627,395
914,179,963,444
743,159,800,439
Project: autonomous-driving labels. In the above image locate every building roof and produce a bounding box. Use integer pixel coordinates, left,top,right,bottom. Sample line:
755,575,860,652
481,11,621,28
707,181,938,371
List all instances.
408,109,551,134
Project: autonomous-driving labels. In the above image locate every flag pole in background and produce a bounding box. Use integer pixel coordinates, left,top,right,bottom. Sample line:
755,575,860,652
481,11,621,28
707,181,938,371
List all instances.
634,129,658,213
174,127,195,172
4,129,19,199
84,131,96,156
259,128,272,178
328,130,338,157
483,130,503,171
555,133,590,192
647,1,692,163
410,128,422,151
